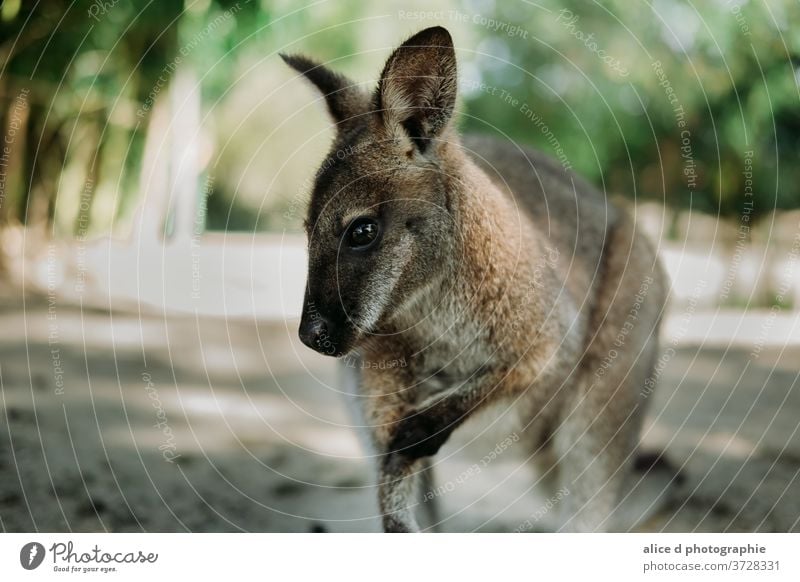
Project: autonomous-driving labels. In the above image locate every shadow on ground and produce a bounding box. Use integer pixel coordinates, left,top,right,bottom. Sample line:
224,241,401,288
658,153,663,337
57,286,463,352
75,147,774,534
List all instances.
1,293,798,532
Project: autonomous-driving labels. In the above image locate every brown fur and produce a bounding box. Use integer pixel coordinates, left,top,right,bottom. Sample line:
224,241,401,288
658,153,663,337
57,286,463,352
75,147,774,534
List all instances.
283,26,667,532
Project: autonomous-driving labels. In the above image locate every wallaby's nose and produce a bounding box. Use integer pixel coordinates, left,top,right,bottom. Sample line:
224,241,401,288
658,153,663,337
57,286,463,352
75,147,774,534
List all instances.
298,315,330,350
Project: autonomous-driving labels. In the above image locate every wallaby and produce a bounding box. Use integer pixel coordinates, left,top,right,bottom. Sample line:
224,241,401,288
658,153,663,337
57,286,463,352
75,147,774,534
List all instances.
282,26,668,532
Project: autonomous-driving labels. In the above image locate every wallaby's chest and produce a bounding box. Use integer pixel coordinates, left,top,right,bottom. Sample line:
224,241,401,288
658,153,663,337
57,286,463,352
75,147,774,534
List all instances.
390,301,498,399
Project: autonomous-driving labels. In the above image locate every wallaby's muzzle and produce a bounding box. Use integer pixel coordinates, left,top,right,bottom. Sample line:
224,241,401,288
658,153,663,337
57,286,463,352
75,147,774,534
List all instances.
298,290,350,357
298,308,331,353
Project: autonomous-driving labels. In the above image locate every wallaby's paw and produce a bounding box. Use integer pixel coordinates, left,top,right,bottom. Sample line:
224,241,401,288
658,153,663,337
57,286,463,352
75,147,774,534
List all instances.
389,413,453,459
382,514,416,533
634,451,685,486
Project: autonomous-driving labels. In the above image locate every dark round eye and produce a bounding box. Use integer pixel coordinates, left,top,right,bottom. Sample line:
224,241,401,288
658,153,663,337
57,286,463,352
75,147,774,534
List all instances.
346,217,380,249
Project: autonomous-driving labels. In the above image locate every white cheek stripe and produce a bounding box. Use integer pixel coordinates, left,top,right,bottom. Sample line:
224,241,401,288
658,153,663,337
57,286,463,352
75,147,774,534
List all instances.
354,235,413,333
357,273,394,333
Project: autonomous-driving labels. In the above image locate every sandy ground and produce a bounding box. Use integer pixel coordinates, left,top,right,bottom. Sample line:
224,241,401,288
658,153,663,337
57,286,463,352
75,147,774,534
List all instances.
1,290,799,533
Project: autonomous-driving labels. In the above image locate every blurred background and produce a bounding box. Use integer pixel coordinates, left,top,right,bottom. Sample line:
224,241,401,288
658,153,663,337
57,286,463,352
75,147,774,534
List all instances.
0,0,799,532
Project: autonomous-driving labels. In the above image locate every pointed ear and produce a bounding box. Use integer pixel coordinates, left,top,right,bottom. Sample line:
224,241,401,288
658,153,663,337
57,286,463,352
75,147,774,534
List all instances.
377,26,457,153
280,53,369,125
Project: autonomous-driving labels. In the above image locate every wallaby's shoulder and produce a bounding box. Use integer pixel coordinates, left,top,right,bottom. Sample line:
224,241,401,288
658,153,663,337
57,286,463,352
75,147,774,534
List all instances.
460,133,619,278
461,133,616,222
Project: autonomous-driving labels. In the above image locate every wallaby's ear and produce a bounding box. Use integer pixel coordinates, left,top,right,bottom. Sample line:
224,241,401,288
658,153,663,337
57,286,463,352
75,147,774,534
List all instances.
377,26,457,153
280,53,369,125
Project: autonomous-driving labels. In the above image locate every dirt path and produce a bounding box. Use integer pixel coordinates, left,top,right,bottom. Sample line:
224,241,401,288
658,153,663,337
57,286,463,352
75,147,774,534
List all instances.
1,294,798,532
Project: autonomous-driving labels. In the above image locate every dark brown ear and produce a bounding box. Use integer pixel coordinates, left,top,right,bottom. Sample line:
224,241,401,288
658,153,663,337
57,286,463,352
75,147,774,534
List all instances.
280,53,369,125
377,26,457,153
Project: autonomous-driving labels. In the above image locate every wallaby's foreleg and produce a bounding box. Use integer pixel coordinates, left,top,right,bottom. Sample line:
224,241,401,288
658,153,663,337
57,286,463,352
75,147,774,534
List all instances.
378,453,426,532
417,457,440,530
340,361,428,531
378,381,493,531
368,359,552,529
365,369,506,531
387,371,514,460
359,368,431,532
378,427,439,532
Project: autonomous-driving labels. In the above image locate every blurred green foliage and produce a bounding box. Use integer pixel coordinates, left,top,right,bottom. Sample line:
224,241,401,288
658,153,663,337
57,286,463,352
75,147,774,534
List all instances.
461,0,800,221
0,0,181,234
0,0,797,238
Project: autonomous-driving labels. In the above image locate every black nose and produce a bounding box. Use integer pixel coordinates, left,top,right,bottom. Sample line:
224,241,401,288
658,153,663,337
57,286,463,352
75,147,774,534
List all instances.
299,315,330,350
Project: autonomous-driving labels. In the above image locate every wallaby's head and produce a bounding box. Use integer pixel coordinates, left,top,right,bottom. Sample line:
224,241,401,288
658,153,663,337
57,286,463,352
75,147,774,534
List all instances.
282,27,460,356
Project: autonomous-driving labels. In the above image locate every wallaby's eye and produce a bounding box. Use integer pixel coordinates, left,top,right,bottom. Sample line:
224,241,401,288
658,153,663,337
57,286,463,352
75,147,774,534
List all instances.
346,217,380,249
